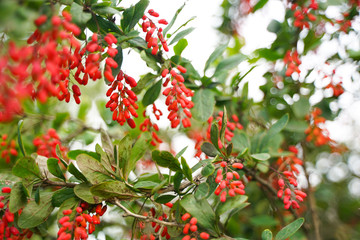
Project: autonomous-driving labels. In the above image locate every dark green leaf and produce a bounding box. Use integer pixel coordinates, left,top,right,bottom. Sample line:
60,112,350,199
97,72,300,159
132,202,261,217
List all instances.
17,120,26,156
121,0,149,33
110,46,123,78
52,112,70,129
87,14,122,35
219,107,228,144
90,181,139,200
67,150,100,161
173,172,183,193
292,97,310,119
132,73,157,94
70,2,92,27
52,188,75,207
9,182,27,213
56,145,68,168
155,194,177,204
216,195,248,215
192,89,215,122
201,142,218,157
18,193,54,229
201,163,215,177
181,157,192,182
180,195,219,236
175,146,188,159
34,187,40,204
195,182,209,200
12,156,42,180
152,150,182,172
169,27,195,45
252,0,268,12
74,183,103,204
142,80,162,106
47,158,65,181
267,19,281,33
133,181,159,189
210,124,220,150
68,162,87,182
174,38,188,56
76,154,111,184
275,218,304,240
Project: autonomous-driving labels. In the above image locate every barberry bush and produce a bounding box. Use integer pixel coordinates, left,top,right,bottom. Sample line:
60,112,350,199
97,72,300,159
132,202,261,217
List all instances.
0,0,359,239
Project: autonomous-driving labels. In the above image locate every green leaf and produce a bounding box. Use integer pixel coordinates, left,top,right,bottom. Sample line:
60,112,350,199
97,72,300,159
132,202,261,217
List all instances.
121,0,149,33
152,150,182,172
214,54,246,77
201,163,215,177
34,187,40,204
52,112,70,129
116,135,132,178
52,188,75,207
151,179,168,194
133,180,159,189
262,229,273,240
76,154,111,184
132,73,157,94
292,97,310,119
204,43,228,72
174,38,188,55
210,123,220,150
67,150,100,161
124,132,150,179
142,80,162,106
275,218,304,240
250,215,279,227
155,194,177,204
201,142,218,157
180,195,219,236
216,195,248,216
109,46,123,78
233,132,251,151
163,3,185,35
252,0,268,12
17,120,26,156
140,50,160,71
267,19,281,33
219,107,228,144
47,158,65,181
260,114,289,151
70,2,92,27
250,153,271,161
175,146,188,159
74,183,104,204
12,156,42,181
192,89,215,122
181,157,192,182
68,162,87,182
9,182,27,213
92,5,121,15
18,193,54,229
87,14,122,35
173,172,182,193
90,181,138,200
169,27,195,45
56,145,68,168
195,182,209,200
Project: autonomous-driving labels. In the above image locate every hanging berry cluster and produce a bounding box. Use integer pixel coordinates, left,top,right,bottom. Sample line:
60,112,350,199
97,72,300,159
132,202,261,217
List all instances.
181,213,210,240
276,145,303,175
283,50,301,77
139,104,163,146
304,108,333,146
0,187,33,239
276,171,307,210
290,0,318,29
142,9,169,55
139,207,171,240
33,128,67,160
57,203,107,240
0,134,18,164
162,66,194,128
214,161,246,202
105,70,139,128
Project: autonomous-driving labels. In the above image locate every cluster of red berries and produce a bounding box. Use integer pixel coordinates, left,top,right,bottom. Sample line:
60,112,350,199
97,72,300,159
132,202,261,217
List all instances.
139,206,171,240
105,70,139,128
139,105,163,146
290,0,318,29
276,171,307,210
33,128,67,160
181,213,210,240
142,9,169,55
0,187,33,239
161,66,194,128
58,203,107,240
0,134,18,164
319,67,345,97
283,50,301,77
214,161,245,202
305,108,333,146
276,145,303,175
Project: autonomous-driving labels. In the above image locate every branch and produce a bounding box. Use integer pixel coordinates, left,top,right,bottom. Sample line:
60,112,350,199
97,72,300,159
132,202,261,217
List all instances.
112,198,183,227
